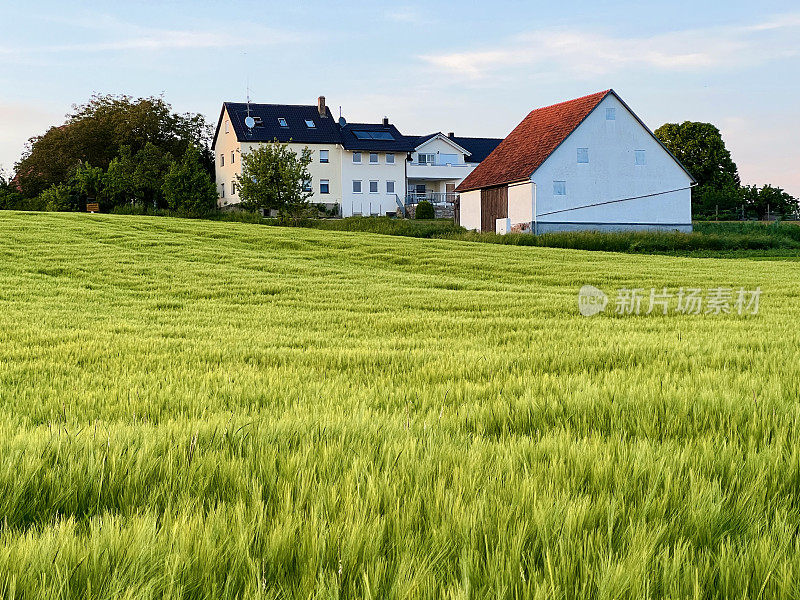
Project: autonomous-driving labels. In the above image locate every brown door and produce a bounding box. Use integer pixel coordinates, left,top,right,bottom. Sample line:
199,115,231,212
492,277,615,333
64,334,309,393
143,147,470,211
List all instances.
480,185,508,232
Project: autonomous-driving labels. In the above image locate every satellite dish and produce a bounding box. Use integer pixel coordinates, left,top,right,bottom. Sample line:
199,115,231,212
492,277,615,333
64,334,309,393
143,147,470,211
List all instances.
245,116,255,129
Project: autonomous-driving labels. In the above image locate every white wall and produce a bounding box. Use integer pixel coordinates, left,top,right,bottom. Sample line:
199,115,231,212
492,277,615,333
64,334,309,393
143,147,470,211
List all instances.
508,182,533,225
526,94,693,230
459,190,481,231
340,151,407,217
213,108,241,208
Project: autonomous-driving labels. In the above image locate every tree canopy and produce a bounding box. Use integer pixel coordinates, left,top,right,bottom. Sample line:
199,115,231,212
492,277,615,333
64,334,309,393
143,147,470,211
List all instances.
654,121,797,219
14,95,213,198
236,141,314,222
163,146,218,216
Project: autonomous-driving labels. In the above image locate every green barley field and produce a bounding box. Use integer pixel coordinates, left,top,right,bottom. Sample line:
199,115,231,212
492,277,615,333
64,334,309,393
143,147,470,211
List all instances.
2,211,800,599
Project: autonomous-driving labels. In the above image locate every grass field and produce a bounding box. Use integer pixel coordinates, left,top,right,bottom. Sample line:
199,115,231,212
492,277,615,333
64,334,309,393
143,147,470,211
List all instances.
1,211,800,598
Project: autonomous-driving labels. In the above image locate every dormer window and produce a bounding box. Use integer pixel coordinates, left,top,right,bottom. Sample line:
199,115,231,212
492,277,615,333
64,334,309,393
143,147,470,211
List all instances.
305,119,316,128
278,118,288,127
252,116,263,126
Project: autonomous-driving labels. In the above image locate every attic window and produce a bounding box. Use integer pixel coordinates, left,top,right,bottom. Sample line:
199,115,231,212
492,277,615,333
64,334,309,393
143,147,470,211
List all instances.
352,130,395,140
577,148,589,164
553,181,566,196
635,150,647,166
278,118,288,127
305,119,316,128
605,108,616,121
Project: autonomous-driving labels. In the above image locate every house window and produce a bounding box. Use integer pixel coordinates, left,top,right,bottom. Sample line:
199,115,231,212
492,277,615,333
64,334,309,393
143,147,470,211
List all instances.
320,149,329,163
553,181,566,196
353,152,362,164
278,118,288,127
369,180,378,193
353,180,362,193
231,181,236,195
386,181,395,194
386,153,395,164
220,183,225,198
606,108,616,120
303,179,312,193
635,150,646,166
224,120,229,134
418,153,435,165
577,148,589,163
220,153,224,167
231,151,235,164
369,153,378,164
320,179,330,194
305,119,315,128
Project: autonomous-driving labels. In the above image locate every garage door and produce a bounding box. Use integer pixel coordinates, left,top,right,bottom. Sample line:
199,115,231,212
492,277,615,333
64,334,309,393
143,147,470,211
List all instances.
480,185,508,233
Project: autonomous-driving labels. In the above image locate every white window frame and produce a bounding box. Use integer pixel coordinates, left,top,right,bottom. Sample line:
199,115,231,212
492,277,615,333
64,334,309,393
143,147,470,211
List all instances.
553,181,566,196
577,148,589,164
369,180,379,194
606,108,616,121
635,150,647,166
369,153,379,164
352,152,362,164
320,179,330,194
418,153,435,165
320,149,329,163
386,153,395,164
352,180,362,193
305,119,316,128
386,180,395,194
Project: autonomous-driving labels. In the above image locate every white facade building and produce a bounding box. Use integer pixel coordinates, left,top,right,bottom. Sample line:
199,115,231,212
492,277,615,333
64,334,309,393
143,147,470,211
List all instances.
211,97,502,217
457,90,695,233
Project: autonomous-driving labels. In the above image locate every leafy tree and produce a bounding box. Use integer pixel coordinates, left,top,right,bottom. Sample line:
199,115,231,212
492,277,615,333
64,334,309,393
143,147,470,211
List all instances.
14,94,212,198
104,147,137,209
236,141,313,222
655,122,740,219
163,146,218,216
133,143,173,209
40,184,76,212
72,162,105,205
415,200,435,220
741,184,798,220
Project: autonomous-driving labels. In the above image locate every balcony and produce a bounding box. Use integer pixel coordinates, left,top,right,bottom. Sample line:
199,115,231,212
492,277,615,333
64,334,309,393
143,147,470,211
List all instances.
405,192,458,206
406,161,475,181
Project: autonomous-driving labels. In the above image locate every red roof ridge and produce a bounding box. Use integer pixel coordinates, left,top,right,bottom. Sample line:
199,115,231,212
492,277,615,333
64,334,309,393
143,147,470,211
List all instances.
456,90,612,192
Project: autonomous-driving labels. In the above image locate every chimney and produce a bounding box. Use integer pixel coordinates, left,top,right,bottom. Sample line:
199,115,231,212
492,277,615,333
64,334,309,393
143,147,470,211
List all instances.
317,96,326,117
448,132,454,138
382,116,389,126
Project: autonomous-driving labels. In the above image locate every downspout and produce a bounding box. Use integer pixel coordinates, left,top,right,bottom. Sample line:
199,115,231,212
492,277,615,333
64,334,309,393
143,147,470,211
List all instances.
532,180,538,235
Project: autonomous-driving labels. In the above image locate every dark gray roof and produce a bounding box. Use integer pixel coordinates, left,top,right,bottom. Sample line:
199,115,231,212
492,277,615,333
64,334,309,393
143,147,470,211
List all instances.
410,133,504,163
339,122,417,152
214,102,341,146
450,136,503,163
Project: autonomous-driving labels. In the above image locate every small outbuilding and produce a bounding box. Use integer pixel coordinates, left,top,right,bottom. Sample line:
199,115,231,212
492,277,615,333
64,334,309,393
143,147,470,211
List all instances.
455,90,695,233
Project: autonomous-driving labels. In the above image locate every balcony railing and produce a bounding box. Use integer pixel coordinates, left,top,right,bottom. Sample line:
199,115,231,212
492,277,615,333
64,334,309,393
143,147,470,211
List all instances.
405,192,458,206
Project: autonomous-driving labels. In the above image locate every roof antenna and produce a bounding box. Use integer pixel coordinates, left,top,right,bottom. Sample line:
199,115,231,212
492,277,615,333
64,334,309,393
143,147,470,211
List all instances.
244,56,255,129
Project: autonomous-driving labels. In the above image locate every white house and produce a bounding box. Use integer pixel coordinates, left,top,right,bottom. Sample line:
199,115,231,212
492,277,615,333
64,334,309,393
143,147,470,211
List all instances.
211,96,502,217
406,133,502,206
456,90,695,233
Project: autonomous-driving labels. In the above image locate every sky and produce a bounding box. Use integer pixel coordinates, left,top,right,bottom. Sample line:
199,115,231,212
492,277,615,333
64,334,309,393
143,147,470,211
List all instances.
1,1,799,196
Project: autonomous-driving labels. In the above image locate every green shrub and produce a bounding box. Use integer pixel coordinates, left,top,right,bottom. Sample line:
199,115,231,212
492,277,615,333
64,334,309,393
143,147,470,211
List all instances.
40,184,77,212
414,200,435,220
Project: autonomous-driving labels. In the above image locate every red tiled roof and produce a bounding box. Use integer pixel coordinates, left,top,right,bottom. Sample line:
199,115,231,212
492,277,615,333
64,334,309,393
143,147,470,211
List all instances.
456,90,611,192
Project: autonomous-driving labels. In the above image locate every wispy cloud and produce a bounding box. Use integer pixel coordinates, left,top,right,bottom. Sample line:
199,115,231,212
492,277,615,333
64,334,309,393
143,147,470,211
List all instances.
420,13,800,80
0,14,309,57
